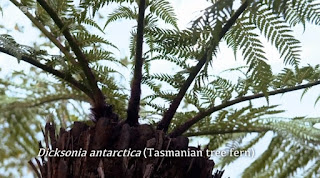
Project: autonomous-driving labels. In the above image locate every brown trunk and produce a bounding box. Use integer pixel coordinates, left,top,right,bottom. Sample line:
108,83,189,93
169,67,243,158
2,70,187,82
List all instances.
29,118,223,178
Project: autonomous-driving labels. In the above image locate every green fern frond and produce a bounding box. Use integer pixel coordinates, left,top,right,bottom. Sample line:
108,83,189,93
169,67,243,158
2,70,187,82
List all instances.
145,27,199,59
207,132,249,151
85,48,117,62
147,102,167,113
209,76,234,102
75,32,115,48
267,0,320,26
249,59,273,101
80,0,135,17
192,0,233,31
141,78,161,94
217,132,267,168
305,159,320,178
184,92,202,111
20,0,35,7
0,34,24,61
147,54,188,69
80,17,105,33
104,5,137,28
264,118,320,144
146,73,184,89
262,146,317,178
242,136,283,177
149,0,178,28
249,4,301,65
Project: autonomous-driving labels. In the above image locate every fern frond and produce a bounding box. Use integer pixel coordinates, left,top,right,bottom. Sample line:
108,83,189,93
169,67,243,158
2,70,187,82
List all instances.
192,0,233,31
267,0,320,26
305,159,320,178
146,73,184,89
217,132,267,168
80,0,135,17
249,59,273,100
75,32,116,48
84,48,117,63
145,27,199,59
104,5,137,28
242,136,283,177
147,54,188,69
80,17,105,33
261,145,317,177
250,4,301,65
263,118,320,144
149,0,178,28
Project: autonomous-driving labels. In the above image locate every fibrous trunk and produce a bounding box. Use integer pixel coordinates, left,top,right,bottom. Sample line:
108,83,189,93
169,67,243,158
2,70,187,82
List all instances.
29,117,223,178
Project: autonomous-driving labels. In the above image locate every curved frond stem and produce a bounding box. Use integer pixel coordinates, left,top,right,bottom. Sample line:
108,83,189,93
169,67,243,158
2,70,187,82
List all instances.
36,0,106,111
126,0,146,126
10,0,76,64
0,46,93,99
28,161,41,178
157,0,250,133
184,128,269,137
170,79,320,137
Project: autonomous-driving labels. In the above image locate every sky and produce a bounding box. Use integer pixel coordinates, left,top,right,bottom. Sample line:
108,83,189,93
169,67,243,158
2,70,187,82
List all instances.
1,0,320,177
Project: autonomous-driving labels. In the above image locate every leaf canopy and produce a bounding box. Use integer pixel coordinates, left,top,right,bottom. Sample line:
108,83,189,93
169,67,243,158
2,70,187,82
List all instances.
1,0,320,177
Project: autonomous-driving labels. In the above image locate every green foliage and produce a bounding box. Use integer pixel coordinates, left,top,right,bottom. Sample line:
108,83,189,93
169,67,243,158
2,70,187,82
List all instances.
149,0,178,28
249,2,301,65
104,5,137,27
0,68,89,176
1,0,320,177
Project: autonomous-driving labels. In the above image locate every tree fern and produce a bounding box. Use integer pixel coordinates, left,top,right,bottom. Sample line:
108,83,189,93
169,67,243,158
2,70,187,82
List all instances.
1,0,320,177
